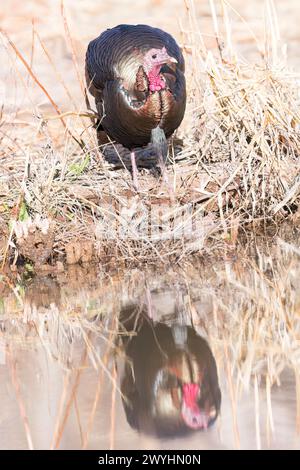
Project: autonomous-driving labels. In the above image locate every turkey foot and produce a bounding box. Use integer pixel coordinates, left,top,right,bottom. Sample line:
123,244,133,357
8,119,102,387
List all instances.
130,151,139,191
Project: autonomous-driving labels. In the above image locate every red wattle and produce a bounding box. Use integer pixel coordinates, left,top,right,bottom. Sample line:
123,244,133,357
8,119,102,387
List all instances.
148,67,165,92
181,383,209,430
182,383,200,410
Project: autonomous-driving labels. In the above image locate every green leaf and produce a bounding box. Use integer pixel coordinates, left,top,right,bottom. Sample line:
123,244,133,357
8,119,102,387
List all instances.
16,284,25,297
24,263,34,273
0,202,9,213
18,201,29,222
68,154,90,176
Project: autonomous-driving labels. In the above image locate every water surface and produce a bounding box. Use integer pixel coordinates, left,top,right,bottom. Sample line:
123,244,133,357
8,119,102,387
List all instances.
1,240,300,449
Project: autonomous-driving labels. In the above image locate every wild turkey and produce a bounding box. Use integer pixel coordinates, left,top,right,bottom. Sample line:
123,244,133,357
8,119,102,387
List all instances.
85,24,186,189
119,304,221,437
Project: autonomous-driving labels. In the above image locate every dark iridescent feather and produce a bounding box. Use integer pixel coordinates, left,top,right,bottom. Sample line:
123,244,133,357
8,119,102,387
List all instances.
85,24,186,151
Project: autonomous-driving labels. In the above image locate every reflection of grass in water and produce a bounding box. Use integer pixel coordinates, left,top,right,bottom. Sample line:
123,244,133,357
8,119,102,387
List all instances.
208,239,300,448
1,237,300,448
1,1,300,267
6,345,34,450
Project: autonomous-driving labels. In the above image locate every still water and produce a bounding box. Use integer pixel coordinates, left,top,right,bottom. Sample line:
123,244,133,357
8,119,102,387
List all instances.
1,239,300,449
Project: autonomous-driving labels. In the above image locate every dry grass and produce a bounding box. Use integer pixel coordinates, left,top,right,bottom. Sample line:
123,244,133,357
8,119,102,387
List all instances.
1,0,300,271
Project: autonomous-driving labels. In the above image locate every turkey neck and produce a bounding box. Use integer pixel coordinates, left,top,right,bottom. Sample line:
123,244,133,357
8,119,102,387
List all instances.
147,66,166,92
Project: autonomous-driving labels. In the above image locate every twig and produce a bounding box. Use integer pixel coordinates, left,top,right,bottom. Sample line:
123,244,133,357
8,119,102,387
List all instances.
7,346,34,450
43,111,98,121
1,29,86,150
109,362,117,450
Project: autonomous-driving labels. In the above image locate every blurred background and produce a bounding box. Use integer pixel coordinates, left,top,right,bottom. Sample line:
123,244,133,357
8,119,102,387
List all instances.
1,0,300,114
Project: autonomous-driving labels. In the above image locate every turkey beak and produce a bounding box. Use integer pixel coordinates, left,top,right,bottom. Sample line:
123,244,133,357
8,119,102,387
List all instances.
166,56,177,72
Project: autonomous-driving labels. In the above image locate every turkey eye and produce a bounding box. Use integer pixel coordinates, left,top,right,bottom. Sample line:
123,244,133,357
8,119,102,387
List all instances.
152,54,157,59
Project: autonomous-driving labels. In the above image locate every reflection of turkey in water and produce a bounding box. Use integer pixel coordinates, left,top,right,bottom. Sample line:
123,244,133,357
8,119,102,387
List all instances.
1,250,300,449
0,277,223,449
120,306,221,437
